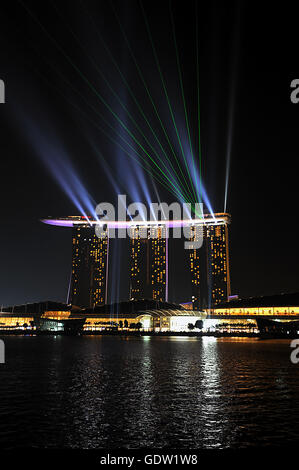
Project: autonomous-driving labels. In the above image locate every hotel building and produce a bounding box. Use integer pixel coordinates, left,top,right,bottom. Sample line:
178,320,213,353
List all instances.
206,223,231,306
42,213,230,308
70,225,108,308
188,215,231,309
129,225,167,302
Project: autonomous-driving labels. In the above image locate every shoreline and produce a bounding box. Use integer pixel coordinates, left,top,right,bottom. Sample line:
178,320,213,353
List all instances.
0,330,262,338
1,331,297,339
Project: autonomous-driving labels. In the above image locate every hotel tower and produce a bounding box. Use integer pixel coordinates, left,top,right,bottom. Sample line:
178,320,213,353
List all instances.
43,212,230,309
188,215,231,309
129,225,168,302
70,225,109,308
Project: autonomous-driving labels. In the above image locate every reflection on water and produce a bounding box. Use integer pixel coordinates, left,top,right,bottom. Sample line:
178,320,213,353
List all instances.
0,336,299,449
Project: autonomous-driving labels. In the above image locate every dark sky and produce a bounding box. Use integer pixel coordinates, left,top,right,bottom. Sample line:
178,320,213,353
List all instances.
0,0,298,306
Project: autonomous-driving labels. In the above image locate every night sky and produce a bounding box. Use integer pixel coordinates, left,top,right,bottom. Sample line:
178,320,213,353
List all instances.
0,0,298,306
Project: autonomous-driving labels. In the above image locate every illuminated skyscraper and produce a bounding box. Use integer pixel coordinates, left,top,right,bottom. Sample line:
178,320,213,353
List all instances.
189,224,206,310
70,225,108,308
129,226,150,300
188,214,231,309
43,213,230,308
206,223,231,306
129,225,168,302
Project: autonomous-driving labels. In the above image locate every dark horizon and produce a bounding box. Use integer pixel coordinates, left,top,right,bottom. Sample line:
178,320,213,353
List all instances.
1,0,299,306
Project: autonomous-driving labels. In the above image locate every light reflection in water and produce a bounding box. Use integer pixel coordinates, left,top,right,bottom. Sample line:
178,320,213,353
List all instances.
1,336,299,449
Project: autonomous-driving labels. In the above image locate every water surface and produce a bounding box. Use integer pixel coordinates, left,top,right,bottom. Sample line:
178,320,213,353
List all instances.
0,336,298,449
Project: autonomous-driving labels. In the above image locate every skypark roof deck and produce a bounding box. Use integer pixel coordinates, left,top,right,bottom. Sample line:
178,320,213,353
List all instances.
41,213,231,228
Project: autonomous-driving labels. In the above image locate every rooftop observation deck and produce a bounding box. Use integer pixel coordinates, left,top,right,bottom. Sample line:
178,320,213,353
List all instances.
41,212,231,228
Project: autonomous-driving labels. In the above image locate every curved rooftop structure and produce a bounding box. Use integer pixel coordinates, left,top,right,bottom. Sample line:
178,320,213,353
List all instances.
41,213,231,228
137,309,205,318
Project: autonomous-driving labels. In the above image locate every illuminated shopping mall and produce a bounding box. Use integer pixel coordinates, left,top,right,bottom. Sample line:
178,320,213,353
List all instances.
1,293,299,334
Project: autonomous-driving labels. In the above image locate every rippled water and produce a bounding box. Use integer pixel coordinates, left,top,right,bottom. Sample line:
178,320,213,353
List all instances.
0,335,298,449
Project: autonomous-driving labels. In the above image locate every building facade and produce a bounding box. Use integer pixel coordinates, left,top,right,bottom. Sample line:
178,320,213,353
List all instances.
42,213,230,308
206,223,231,306
129,225,168,302
188,218,231,309
189,224,206,310
70,225,108,308
4,294,299,334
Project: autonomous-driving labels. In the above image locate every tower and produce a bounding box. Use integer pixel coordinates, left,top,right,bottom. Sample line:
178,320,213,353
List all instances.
206,223,231,306
70,225,108,308
129,225,168,302
189,224,207,310
188,214,231,309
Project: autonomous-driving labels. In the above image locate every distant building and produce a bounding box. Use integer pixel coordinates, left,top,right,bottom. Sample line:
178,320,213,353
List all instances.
210,292,299,317
129,225,167,302
180,301,194,310
70,225,108,308
0,299,203,333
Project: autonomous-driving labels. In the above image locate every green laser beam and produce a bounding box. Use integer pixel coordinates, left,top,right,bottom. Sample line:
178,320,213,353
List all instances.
169,0,200,202
39,65,201,217
139,0,198,203
78,0,195,203
34,64,190,204
20,0,192,203
52,67,191,202
52,0,193,202
195,0,203,204
111,0,196,203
